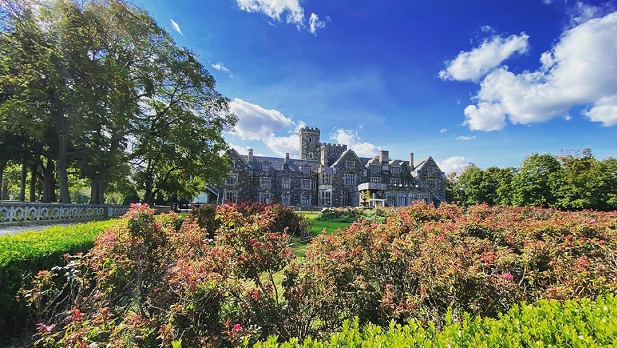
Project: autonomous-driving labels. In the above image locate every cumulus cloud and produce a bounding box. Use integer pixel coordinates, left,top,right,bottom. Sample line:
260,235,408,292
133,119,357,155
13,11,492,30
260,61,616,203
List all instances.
211,62,233,76
330,129,380,157
170,19,183,35
439,156,468,174
228,98,301,157
229,143,264,156
456,135,477,141
232,0,327,34
460,12,617,131
584,95,617,127
308,13,326,35
440,128,448,133
229,98,292,140
439,33,529,82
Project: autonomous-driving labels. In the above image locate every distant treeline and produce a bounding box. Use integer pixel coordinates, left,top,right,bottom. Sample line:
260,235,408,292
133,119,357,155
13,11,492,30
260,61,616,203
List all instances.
445,149,617,210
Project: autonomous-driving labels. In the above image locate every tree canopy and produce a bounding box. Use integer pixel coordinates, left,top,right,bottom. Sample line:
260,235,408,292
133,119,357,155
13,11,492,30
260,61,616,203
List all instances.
0,0,236,204
446,149,617,211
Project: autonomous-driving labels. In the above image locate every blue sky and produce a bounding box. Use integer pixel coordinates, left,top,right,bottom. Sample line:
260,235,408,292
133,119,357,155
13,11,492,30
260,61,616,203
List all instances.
136,0,617,172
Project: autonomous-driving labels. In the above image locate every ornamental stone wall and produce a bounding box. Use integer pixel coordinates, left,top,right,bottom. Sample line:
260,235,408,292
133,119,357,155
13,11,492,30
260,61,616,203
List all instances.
0,202,130,225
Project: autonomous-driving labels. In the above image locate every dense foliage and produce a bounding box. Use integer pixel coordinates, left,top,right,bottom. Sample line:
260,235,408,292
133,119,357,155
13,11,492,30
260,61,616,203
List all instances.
447,149,617,210
20,203,617,347
249,294,617,348
0,220,114,339
0,0,236,204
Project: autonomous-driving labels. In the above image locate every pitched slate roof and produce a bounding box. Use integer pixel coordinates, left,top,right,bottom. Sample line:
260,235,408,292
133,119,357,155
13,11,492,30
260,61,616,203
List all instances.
411,157,431,176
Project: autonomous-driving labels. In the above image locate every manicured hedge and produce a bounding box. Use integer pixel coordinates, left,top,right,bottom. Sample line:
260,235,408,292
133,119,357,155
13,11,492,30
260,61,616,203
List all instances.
0,220,114,339
249,294,617,347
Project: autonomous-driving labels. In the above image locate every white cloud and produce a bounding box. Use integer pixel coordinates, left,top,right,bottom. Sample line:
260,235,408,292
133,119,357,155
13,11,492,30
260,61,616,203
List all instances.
439,156,468,174
228,98,301,157
480,25,495,33
170,19,183,36
569,2,603,25
440,128,448,133
461,12,617,131
456,135,477,141
439,33,529,82
265,134,300,157
463,102,506,131
309,13,325,35
229,98,293,140
584,95,617,126
229,143,265,156
330,129,380,157
211,62,233,76
232,0,305,29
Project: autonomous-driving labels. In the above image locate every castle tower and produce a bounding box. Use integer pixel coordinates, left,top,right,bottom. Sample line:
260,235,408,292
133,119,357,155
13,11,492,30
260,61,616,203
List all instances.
299,127,321,161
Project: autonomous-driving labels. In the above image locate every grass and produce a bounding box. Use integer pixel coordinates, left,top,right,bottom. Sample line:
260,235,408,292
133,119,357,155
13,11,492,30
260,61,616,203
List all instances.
291,211,354,259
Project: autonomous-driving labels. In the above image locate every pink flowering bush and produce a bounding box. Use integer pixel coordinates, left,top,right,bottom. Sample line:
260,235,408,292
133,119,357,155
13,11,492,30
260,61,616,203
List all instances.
289,202,617,333
20,202,617,346
21,203,298,347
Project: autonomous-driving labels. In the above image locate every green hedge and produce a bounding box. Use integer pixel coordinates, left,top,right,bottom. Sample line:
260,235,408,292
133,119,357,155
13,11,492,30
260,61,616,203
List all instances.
248,294,617,347
0,220,114,339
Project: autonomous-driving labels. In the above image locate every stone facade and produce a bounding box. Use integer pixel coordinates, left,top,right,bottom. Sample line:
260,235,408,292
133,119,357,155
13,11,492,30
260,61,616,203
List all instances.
214,127,446,207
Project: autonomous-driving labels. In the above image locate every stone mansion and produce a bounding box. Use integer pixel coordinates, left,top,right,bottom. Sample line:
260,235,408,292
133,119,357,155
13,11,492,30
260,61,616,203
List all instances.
204,127,446,208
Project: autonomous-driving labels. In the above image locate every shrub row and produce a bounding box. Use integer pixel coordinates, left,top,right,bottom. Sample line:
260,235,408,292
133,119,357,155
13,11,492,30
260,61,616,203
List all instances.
20,203,617,347
0,220,114,339
297,203,617,332
249,294,617,347
316,207,392,223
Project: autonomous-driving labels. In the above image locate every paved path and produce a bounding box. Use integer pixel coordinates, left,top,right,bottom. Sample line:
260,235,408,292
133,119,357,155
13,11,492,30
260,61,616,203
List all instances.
0,222,80,237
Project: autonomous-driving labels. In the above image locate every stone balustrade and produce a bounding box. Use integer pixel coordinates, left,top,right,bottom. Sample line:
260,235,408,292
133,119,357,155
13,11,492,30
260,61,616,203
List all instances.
0,202,131,225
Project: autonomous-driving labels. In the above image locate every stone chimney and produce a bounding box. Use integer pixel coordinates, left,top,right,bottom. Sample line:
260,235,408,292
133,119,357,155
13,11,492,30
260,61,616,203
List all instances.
248,148,253,163
379,150,389,163
285,152,290,161
409,152,414,169
320,145,327,166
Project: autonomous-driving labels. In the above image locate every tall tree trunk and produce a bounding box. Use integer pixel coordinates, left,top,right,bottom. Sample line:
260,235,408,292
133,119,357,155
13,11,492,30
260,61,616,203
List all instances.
29,162,37,202
19,162,27,201
56,133,71,203
0,162,6,201
89,177,106,204
42,157,56,203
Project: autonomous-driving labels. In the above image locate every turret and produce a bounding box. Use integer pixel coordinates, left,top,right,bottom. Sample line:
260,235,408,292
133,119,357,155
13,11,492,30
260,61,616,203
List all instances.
299,127,321,161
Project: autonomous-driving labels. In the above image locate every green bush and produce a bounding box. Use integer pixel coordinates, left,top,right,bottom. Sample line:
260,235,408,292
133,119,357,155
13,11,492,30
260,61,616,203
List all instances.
0,220,114,339
248,294,617,347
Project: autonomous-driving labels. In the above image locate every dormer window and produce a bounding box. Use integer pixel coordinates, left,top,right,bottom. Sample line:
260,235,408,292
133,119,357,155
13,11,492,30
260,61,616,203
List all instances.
346,161,355,169
392,167,400,174
262,162,270,171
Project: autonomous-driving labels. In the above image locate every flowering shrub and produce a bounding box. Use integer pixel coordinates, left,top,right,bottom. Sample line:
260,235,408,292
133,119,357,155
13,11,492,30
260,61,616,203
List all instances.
21,203,300,347
290,202,617,333
192,202,309,238
19,202,617,346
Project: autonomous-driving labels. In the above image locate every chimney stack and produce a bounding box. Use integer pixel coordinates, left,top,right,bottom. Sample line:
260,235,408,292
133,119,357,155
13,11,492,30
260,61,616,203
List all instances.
409,152,414,169
285,152,290,161
379,150,389,163
248,148,253,163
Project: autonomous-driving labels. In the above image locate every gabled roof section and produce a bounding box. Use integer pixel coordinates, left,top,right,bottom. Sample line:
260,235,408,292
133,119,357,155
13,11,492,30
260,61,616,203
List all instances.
411,156,431,175
331,149,363,167
366,156,380,166
228,148,249,164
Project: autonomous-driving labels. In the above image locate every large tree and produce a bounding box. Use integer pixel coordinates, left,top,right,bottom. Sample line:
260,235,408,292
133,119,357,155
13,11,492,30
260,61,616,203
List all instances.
132,47,236,205
511,153,561,207
1,0,235,204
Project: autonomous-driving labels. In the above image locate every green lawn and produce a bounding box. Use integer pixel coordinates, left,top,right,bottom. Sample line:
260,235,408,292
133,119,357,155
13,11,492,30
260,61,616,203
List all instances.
291,211,353,259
